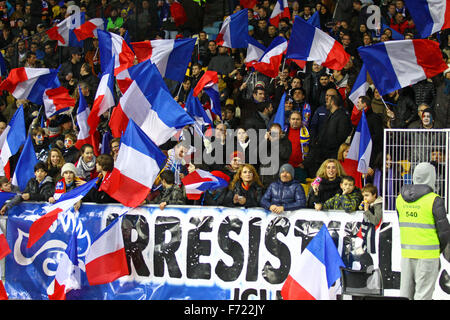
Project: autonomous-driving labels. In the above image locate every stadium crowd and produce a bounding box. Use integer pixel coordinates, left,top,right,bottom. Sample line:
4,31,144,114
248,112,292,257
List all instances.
0,0,448,225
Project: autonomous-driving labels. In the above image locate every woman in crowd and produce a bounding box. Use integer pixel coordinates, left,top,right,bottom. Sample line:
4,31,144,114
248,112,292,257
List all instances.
46,148,65,182
83,154,117,203
306,158,346,210
75,144,97,181
337,142,363,189
223,164,264,208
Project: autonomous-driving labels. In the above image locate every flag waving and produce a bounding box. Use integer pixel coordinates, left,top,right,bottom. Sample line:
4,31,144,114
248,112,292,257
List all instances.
404,0,450,38
97,29,135,76
182,169,229,200
99,120,166,208
346,110,372,174
348,64,369,107
193,70,221,118
12,134,38,192
43,86,76,118
281,224,344,300
215,9,249,48
252,36,287,78
27,178,98,248
269,0,290,27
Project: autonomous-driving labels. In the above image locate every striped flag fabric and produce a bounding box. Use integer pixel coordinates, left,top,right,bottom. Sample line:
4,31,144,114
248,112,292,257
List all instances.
286,16,350,70
215,9,249,48
182,169,229,200
75,86,100,155
48,231,81,300
193,70,222,118
99,120,166,207
281,224,344,300
73,18,106,41
43,86,76,118
0,67,60,105
27,178,99,248
269,0,290,27
0,227,11,260
185,90,213,127
346,110,372,174
348,64,369,107
97,29,135,76
252,36,287,78
404,0,450,38
131,38,196,83
11,135,38,192
0,105,26,179
46,12,85,47
245,35,266,68
85,213,129,285
358,39,447,96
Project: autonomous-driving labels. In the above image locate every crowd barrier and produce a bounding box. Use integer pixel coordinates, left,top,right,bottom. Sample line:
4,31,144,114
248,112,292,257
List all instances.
1,202,450,300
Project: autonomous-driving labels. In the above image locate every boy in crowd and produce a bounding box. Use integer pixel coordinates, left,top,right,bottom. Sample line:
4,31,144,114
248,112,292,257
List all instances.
322,175,363,213
149,170,185,210
359,183,383,254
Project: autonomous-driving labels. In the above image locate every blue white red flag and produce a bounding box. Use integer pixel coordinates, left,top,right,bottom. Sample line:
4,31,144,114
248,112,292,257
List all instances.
131,38,195,82
75,86,100,155
182,169,229,200
216,9,249,48
273,92,287,131
0,67,60,105
307,11,320,29
348,64,369,107
193,70,221,118
110,62,194,145
185,90,213,127
245,35,266,68
85,213,129,285
381,24,404,40
46,12,85,47
0,105,26,179
281,224,344,300
346,110,372,174
286,16,350,70
87,57,115,135
358,39,447,96
48,231,81,300
43,86,76,118
12,135,38,192
404,0,450,38
252,36,287,78
97,29,135,76
99,120,166,207
269,0,290,27
73,18,106,41
27,178,98,249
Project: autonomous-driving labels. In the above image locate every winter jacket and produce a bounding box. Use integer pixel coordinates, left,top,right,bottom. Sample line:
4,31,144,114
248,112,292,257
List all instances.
323,187,363,212
307,176,342,208
223,182,264,208
398,184,450,253
260,179,306,211
150,185,186,206
24,175,55,202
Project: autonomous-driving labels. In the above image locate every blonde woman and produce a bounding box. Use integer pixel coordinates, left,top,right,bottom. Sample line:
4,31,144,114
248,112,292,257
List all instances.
46,148,65,182
306,158,346,210
223,164,264,208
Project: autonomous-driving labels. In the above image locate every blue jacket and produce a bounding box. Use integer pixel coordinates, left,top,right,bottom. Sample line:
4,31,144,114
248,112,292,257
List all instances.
260,179,306,211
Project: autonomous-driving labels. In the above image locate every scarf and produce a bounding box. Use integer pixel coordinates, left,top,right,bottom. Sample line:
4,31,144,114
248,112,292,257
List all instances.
77,155,96,179
299,126,310,160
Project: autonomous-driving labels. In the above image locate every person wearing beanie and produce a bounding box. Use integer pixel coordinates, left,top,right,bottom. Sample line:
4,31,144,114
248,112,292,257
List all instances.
260,163,306,214
396,162,450,300
48,162,86,207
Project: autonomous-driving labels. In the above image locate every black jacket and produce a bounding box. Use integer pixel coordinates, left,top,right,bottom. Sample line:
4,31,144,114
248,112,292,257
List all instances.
223,182,264,208
307,177,342,208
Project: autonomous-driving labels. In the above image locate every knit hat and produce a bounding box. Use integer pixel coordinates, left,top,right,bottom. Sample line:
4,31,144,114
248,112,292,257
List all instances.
412,162,436,191
279,163,294,177
61,162,77,176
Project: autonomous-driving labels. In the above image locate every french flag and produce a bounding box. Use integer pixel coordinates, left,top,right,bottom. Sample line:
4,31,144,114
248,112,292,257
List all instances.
346,110,372,174
0,105,26,179
85,213,129,286
73,18,106,41
216,9,249,48
0,227,11,261
110,62,194,145
27,178,99,249
182,169,229,200
404,0,450,38
348,64,369,107
358,39,448,96
245,35,266,68
193,70,221,118
0,67,60,105
12,135,38,192
97,29,135,76
131,38,196,83
48,231,81,300
269,0,290,27
75,86,100,155
99,120,166,208
286,16,350,70
281,224,344,300
46,12,85,47
273,92,287,131
87,57,115,135
381,23,404,40
185,90,213,128
43,86,76,118
252,36,287,78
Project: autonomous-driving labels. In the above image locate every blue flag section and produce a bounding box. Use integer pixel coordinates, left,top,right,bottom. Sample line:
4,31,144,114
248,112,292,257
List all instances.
3,202,412,300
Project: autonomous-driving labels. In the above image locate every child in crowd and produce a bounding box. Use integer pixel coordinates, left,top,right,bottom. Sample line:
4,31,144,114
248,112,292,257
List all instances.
322,175,363,213
62,133,79,164
49,163,86,210
0,162,55,214
0,176,20,193
359,183,383,254
150,170,185,210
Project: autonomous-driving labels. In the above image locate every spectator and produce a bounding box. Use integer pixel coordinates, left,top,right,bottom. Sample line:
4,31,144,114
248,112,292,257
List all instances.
208,45,235,77
243,100,273,132
0,176,19,194
306,158,346,210
384,89,417,128
150,170,185,210
322,175,363,212
75,144,97,181
223,164,264,208
46,148,65,182
110,137,120,162
42,41,59,69
285,111,309,183
83,154,117,203
32,127,50,163
59,47,84,87
62,133,79,164
337,142,363,189
48,162,86,209
360,183,383,254
233,126,252,165
260,163,306,214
